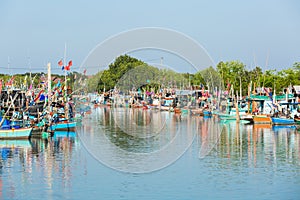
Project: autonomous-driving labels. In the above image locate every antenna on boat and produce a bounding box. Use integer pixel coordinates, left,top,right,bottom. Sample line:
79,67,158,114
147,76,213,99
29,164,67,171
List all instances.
63,43,69,120
262,51,270,95
27,50,32,89
64,43,67,99
7,56,11,76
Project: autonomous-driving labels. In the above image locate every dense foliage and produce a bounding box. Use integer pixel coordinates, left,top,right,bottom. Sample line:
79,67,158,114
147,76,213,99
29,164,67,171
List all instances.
1,55,299,97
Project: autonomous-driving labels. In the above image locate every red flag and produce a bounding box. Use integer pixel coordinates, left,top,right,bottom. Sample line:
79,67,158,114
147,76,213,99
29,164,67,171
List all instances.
34,90,44,102
58,59,63,66
83,69,87,75
5,76,15,86
68,60,72,67
65,65,70,71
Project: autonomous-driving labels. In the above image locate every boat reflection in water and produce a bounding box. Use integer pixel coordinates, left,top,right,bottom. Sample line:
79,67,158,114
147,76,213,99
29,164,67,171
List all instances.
0,132,78,199
206,120,300,167
0,106,299,199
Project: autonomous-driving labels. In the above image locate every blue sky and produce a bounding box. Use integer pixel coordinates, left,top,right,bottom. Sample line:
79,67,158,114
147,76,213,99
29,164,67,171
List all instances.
0,0,299,74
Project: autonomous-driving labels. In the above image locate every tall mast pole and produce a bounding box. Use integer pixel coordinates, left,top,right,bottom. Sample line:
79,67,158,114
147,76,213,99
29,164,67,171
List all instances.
47,63,52,112
64,43,67,102
8,56,10,76
63,43,69,120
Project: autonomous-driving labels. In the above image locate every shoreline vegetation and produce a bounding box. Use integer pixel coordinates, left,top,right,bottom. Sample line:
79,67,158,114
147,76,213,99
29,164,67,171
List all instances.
1,55,299,96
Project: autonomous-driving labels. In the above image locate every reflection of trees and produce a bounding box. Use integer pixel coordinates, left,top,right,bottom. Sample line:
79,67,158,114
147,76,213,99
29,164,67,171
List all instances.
97,108,180,153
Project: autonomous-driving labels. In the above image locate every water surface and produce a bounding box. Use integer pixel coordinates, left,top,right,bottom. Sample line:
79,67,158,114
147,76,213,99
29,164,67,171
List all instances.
0,107,299,199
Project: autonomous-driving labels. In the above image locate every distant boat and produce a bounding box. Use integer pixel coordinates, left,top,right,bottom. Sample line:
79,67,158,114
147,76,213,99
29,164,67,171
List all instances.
240,114,254,123
50,121,77,132
253,115,271,124
190,108,203,116
174,108,181,114
218,113,237,120
294,116,300,124
203,110,212,117
271,117,295,125
0,127,32,139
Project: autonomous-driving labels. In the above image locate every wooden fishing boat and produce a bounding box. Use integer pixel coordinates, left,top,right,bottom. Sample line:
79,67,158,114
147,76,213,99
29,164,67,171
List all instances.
253,115,271,124
240,114,254,123
50,121,77,131
271,117,295,125
190,108,203,116
294,116,300,124
0,127,33,139
181,108,189,115
218,113,237,120
160,106,171,111
203,110,212,117
174,108,181,114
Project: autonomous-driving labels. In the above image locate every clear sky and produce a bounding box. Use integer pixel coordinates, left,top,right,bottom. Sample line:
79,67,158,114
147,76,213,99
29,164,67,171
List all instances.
0,0,299,74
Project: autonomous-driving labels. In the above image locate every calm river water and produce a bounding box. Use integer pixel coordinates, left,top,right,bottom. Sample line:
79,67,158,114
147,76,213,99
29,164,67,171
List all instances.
0,107,299,199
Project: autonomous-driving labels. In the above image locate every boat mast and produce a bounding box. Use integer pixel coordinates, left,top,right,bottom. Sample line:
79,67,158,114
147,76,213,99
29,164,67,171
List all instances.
64,43,67,102
47,63,52,113
63,43,69,120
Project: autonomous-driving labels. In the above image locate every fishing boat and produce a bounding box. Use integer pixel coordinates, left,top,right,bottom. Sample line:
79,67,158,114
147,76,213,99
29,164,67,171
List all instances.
217,113,237,120
174,108,181,114
190,108,203,116
253,115,271,124
203,110,212,117
294,116,300,124
0,127,33,139
240,114,254,123
50,121,77,132
271,117,295,125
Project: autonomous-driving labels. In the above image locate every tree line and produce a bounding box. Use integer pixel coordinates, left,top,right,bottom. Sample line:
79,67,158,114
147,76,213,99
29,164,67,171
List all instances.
1,55,299,97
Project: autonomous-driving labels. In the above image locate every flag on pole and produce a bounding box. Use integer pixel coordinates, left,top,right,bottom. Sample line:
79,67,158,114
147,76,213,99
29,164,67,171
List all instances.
58,59,63,66
65,65,70,71
68,60,72,67
5,76,15,86
83,69,87,75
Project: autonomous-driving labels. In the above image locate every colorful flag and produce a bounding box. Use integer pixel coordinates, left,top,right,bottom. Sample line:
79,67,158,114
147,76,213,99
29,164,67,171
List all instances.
68,60,72,67
5,76,15,86
58,59,63,66
83,69,87,75
24,75,27,86
56,79,61,87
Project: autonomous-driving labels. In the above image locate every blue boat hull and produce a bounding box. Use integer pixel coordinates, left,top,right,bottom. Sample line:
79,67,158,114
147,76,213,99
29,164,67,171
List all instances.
271,117,295,125
203,110,212,117
50,122,77,131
